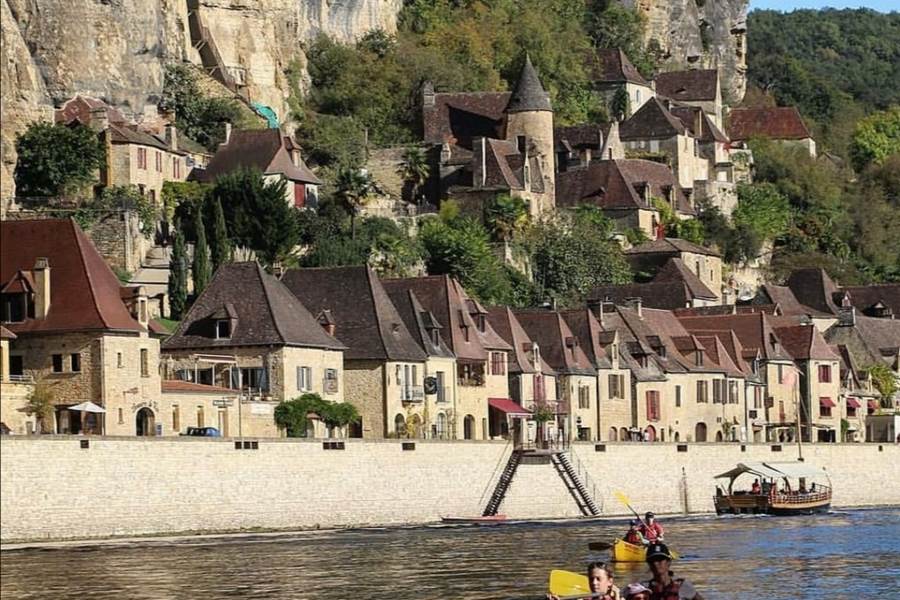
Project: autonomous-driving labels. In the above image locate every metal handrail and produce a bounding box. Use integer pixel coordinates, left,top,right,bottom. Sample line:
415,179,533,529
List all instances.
569,446,601,512
477,439,513,512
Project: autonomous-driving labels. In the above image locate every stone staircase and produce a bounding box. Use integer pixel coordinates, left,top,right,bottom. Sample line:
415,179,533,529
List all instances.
551,451,600,516
482,449,523,516
129,245,173,317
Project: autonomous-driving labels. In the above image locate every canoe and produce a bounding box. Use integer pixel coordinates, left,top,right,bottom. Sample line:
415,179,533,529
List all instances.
440,514,508,524
610,538,680,562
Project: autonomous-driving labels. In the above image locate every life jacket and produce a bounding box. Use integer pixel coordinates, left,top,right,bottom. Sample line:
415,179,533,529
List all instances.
624,530,643,544
646,576,683,600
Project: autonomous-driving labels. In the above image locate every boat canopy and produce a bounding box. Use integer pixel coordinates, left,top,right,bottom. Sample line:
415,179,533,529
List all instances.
714,462,826,481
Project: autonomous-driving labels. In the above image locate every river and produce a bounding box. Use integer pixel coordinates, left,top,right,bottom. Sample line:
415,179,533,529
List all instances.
2,508,898,599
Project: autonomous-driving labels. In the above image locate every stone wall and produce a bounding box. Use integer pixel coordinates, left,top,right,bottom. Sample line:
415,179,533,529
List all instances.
1,437,897,543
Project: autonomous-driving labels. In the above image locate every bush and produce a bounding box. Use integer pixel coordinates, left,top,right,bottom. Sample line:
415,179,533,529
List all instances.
14,122,105,197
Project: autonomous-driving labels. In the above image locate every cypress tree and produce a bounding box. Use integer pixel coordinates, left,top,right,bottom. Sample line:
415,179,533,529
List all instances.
192,211,211,296
209,197,232,271
168,229,188,320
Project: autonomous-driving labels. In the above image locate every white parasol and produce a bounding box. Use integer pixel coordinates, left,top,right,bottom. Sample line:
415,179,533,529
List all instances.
68,401,106,413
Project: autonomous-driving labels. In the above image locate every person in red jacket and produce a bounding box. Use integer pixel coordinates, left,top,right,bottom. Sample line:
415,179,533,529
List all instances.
639,512,664,543
624,519,647,545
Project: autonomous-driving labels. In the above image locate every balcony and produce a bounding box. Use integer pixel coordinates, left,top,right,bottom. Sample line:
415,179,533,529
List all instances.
400,385,425,403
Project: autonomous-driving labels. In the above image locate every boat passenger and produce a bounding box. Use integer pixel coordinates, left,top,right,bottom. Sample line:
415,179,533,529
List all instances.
750,479,761,494
624,519,647,545
623,582,652,600
547,561,620,600
644,543,704,600
639,512,664,543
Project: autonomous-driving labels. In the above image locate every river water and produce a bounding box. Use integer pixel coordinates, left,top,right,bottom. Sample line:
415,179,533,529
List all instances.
2,508,898,599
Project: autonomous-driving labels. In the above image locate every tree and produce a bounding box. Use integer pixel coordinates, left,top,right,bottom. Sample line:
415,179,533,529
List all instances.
209,197,232,272
274,394,328,437
192,211,211,296
532,402,556,447
319,402,361,438
333,166,372,239
733,183,792,242
161,65,243,151
24,380,56,434
868,363,898,409
397,145,430,204
849,106,900,173
14,122,105,197
610,86,631,121
485,194,529,242
168,228,189,319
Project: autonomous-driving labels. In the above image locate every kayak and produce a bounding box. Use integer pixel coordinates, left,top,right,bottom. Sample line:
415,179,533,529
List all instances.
610,538,680,562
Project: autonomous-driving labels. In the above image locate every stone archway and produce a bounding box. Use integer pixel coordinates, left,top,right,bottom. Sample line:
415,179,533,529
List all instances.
695,422,708,442
716,431,724,442
135,407,155,437
645,425,657,442
609,427,618,441
620,427,629,441
463,414,475,440
394,414,406,438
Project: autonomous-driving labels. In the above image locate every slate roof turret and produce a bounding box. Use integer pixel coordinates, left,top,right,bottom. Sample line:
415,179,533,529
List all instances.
505,55,552,113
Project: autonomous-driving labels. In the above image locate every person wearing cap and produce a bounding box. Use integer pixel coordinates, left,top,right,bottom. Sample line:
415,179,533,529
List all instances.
644,543,704,600
639,512,664,543
624,519,648,546
623,582,652,600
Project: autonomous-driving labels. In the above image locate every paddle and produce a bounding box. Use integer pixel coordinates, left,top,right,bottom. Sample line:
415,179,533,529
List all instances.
587,541,613,551
548,570,604,599
613,490,647,527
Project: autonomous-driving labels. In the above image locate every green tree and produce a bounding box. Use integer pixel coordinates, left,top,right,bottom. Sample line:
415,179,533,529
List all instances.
733,183,792,242
162,180,208,228
161,65,243,151
209,197,232,272
274,393,328,437
192,211,211,296
610,86,631,121
319,402,361,438
24,380,56,434
333,166,372,239
14,122,105,197
485,194,529,242
397,145,431,204
168,228,189,319
849,106,900,172
868,363,898,409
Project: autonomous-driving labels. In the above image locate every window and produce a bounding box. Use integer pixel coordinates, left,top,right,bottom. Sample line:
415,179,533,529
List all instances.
240,367,268,392
297,366,312,391
1,293,28,322
52,354,63,373
462,325,470,342
118,408,124,424
847,402,857,418
646,391,661,421
778,364,784,384
712,380,723,404
490,352,505,376
635,89,641,104
818,364,832,383
578,386,590,409
137,147,147,169
729,381,739,404
820,401,832,418
324,368,338,394
173,157,181,179
155,151,162,172
140,349,149,377
608,373,625,399
9,355,24,377
412,364,418,385
71,353,81,373
675,385,682,408
215,320,231,339
754,387,763,409
172,405,180,432
697,380,708,403
396,365,402,385
197,406,205,427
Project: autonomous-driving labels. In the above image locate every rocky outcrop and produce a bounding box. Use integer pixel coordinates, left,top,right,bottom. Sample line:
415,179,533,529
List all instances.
620,0,748,104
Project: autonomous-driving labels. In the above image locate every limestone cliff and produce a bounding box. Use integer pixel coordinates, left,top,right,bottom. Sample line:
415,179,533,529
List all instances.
620,0,748,104
0,0,401,199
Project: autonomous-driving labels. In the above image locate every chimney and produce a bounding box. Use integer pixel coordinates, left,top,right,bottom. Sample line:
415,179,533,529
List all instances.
33,258,51,319
164,124,178,152
473,137,487,188
222,122,232,145
422,81,435,108
838,307,856,327
625,296,642,317
89,107,109,132
318,310,336,337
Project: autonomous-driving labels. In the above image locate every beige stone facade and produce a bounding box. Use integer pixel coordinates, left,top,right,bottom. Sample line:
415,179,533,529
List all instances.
107,140,188,205
560,374,599,441
803,358,842,442
159,386,277,438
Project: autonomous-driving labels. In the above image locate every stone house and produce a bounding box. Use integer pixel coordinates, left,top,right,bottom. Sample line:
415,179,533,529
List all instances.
0,219,161,436
590,257,720,310
654,69,723,126
282,266,430,440
514,310,599,442
625,238,723,301
383,275,511,441
554,123,625,171
556,159,693,238
727,106,816,158
0,326,33,434
199,128,322,209
486,306,558,444
162,262,346,437
590,48,656,115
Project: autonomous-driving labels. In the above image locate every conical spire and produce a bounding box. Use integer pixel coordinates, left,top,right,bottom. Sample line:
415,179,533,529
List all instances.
505,54,552,113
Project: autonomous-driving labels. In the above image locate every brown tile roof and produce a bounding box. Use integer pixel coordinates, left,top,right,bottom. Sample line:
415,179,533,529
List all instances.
593,48,650,86
107,123,183,154
554,123,612,153
560,308,613,370
200,129,321,184
670,105,729,143
514,310,596,375
677,312,792,361
383,285,455,359
1,219,145,335
505,55,552,113
619,97,686,140
758,284,831,318
55,95,127,127
825,316,900,368
626,237,720,257
786,268,840,315
674,305,737,317
161,380,236,394
774,325,840,361
0,325,16,340
838,284,900,318
282,267,427,362
594,308,668,382
727,107,812,141
163,262,345,351
589,281,693,310
654,69,719,102
486,307,554,375
556,160,691,215
695,335,746,377
615,307,694,374
652,257,718,300
422,91,510,146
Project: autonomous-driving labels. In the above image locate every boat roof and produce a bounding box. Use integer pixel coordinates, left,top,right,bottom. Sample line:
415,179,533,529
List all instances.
714,462,827,480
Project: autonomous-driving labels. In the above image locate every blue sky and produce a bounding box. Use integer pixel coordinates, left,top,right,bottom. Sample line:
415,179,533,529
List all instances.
751,1,896,10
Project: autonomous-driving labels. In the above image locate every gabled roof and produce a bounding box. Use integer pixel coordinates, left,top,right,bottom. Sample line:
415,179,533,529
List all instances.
615,307,693,375
514,310,595,376
757,284,831,318
696,335,746,377
554,123,612,153
785,268,840,315
727,107,812,141
200,129,320,184
1,325,17,340
163,262,345,351
774,325,840,361
654,69,719,102
619,97,687,140
595,308,668,382
55,95,127,127
825,316,900,369
652,257,718,300
593,48,650,86
107,123,183,154
670,105,729,143
1,219,144,335
626,237,720,257
281,266,426,362
837,284,900,318
677,312,792,361
487,307,554,375
560,308,613,370
422,91,510,146
505,55,552,113
589,281,693,310
383,285,455,359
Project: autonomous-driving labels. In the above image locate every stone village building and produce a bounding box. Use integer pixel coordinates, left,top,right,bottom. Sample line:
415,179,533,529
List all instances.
727,106,817,158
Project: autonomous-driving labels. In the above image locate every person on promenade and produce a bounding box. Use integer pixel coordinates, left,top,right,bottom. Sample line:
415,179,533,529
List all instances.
644,543,704,600
547,561,620,600
751,479,761,494
624,520,648,545
639,512,664,543
623,582,652,600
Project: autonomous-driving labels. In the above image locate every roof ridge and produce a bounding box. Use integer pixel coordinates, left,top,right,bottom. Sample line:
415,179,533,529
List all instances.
71,219,116,330
257,262,288,345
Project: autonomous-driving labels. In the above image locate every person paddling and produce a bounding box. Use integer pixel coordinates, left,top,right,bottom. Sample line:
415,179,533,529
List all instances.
547,561,620,600
644,543,704,600
639,512,664,543
624,519,648,546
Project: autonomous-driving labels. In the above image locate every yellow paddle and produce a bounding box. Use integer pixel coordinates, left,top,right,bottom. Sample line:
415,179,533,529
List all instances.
548,570,602,599
613,491,680,559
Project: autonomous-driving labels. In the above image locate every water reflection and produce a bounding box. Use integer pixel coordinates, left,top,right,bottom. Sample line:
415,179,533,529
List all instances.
2,509,898,599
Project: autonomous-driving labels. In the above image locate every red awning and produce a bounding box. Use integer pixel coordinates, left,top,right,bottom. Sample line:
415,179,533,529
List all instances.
819,397,835,408
846,398,861,409
868,400,879,410
488,398,531,416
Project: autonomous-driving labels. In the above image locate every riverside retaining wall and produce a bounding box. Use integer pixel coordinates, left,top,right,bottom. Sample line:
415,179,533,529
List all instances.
2,437,898,542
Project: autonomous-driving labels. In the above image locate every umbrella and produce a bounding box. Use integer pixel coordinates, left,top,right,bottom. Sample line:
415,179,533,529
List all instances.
68,402,106,413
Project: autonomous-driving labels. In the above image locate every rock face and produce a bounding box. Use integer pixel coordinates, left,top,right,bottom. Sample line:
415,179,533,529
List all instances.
0,0,401,198
620,0,748,104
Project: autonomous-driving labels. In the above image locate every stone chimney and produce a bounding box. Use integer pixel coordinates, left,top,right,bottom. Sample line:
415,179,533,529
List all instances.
33,258,51,319
625,296,642,317
89,107,109,132
422,81,435,108
838,307,856,327
164,124,178,152
472,137,487,188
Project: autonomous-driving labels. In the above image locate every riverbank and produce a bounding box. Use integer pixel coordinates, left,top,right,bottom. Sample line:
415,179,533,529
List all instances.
2,437,899,543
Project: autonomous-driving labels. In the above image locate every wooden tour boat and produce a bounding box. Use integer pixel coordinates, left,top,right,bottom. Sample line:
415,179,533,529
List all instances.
714,461,832,516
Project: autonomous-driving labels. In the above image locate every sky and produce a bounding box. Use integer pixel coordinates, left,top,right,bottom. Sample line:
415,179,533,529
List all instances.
750,1,896,10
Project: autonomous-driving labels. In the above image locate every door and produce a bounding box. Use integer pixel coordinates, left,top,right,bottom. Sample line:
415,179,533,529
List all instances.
136,408,155,436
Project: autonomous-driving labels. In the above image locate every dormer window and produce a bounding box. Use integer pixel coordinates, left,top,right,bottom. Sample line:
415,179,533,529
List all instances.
215,319,231,339
695,351,703,366
657,346,667,358
477,315,486,333
1,293,29,323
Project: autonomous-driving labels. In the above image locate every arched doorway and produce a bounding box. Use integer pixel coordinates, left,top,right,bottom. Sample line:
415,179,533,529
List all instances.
674,432,680,442
135,408,155,436
620,427,629,441
645,425,656,442
695,422,708,442
715,431,724,442
463,414,475,440
394,414,406,438
609,427,618,441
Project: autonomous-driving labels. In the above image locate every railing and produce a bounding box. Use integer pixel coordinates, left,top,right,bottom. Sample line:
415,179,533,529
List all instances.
771,486,832,505
400,385,425,403
569,445,602,513
7,374,34,383
477,439,513,513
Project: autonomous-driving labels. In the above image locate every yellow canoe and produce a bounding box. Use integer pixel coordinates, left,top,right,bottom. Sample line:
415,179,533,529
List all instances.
610,538,680,562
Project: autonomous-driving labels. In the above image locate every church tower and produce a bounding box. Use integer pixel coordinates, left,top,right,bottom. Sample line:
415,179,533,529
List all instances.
505,55,555,215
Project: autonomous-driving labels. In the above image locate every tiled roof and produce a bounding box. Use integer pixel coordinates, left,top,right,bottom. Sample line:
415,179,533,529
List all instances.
163,262,345,351
422,91,510,146
161,380,236,394
654,69,719,102
727,107,812,141
282,267,426,362
825,316,900,370
593,48,650,86
486,307,554,375
200,129,320,184
696,335,746,377
55,95,127,126
677,312,792,361
505,55,552,113
560,308,613,370
554,123,612,152
626,237,720,257
619,97,686,140
108,123,183,154
785,268,840,315
670,105,729,143
514,310,596,376
758,284,831,318
774,325,840,361
0,325,17,340
589,282,693,310
837,284,900,318
556,160,691,214
1,219,144,335
652,257,718,300
384,285,455,359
